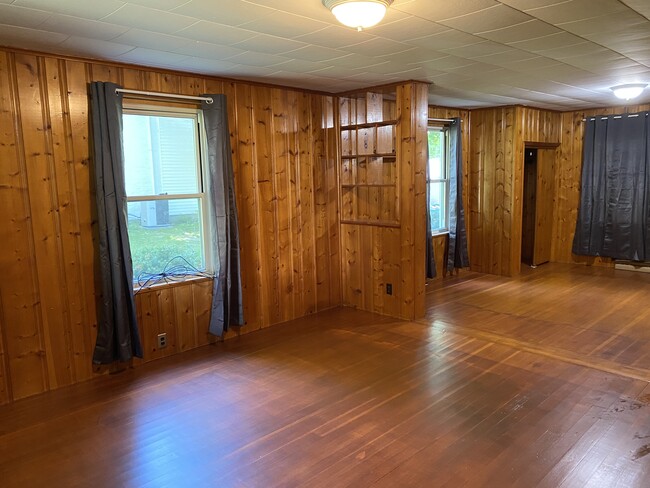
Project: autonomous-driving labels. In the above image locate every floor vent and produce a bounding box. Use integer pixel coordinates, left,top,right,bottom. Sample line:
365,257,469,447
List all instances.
614,260,650,273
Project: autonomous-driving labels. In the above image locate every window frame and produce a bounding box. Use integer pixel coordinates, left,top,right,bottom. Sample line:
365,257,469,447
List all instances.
427,125,451,236
122,103,213,276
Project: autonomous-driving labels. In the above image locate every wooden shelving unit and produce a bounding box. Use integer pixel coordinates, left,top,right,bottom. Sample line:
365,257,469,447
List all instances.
339,92,399,226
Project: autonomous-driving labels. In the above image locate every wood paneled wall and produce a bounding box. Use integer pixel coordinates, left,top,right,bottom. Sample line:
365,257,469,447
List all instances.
552,103,650,267
469,106,561,276
0,47,340,403
339,82,429,320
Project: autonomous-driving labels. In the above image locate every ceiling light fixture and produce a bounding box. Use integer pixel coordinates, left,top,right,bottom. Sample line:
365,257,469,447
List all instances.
611,83,647,100
322,0,393,31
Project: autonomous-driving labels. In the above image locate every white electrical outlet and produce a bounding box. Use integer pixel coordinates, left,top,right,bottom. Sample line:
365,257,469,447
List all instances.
157,333,167,349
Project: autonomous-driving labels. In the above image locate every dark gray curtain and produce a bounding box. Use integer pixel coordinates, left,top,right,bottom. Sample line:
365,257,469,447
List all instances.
201,95,244,336
573,111,650,260
426,132,437,279
446,118,469,273
90,82,143,364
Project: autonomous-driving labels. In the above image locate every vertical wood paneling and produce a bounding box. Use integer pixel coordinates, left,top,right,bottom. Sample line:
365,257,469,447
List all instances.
340,83,429,320
0,47,340,404
469,106,561,276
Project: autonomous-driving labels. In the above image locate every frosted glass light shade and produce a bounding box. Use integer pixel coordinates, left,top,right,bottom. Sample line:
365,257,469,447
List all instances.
611,84,647,100
323,0,393,30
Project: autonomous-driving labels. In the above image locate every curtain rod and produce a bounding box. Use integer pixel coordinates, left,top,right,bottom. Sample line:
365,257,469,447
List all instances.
428,117,459,123
582,113,647,121
115,88,213,104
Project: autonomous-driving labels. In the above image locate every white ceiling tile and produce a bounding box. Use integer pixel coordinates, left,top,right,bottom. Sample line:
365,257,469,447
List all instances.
0,4,50,29
173,0,274,26
498,0,571,9
408,30,486,50
244,0,331,20
13,0,124,20
232,34,307,55
0,24,68,53
525,0,629,24
261,70,322,82
294,25,374,49
238,11,330,38
172,40,247,60
540,43,613,60
58,36,134,57
128,0,190,9
283,44,349,62
508,31,585,51
580,22,650,49
443,61,507,76
369,16,448,41
304,65,357,78
342,37,413,57
118,47,190,66
175,21,258,45
273,59,333,73
440,4,533,33
394,0,499,22
414,55,478,71
174,56,238,75
325,53,391,69
441,40,512,58
223,50,291,66
385,47,449,64
100,4,196,34
499,56,573,71
622,0,650,19
471,49,540,65
112,29,197,54
363,62,419,75
563,53,642,72
558,11,648,37
477,20,561,43
39,14,129,40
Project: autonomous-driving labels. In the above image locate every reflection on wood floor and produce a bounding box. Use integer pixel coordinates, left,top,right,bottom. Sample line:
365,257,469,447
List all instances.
1,263,649,487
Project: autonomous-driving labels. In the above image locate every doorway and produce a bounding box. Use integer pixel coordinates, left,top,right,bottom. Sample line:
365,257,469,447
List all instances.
521,146,555,267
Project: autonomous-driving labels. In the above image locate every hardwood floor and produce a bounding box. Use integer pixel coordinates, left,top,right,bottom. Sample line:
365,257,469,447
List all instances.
1,264,650,487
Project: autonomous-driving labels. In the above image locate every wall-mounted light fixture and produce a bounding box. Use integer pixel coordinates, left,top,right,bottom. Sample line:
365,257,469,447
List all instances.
322,0,393,31
611,83,647,100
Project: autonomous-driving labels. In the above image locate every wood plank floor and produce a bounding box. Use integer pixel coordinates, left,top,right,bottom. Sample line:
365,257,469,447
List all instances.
1,264,650,487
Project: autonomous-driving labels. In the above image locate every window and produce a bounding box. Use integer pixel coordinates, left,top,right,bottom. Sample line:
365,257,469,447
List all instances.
123,105,210,280
427,126,449,234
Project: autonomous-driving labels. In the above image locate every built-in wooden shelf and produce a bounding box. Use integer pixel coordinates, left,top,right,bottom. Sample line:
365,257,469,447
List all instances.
340,119,398,130
341,184,395,188
341,153,396,160
340,219,400,228
339,94,399,227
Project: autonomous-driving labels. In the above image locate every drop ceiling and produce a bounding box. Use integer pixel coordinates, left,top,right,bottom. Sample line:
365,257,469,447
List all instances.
0,0,649,109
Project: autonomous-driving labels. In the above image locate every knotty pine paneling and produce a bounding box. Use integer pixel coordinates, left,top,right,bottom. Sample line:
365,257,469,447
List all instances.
0,47,340,403
469,106,561,277
552,103,650,267
339,82,429,320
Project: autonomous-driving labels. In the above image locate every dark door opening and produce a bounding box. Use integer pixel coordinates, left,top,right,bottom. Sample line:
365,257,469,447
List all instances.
521,148,537,266
521,147,555,267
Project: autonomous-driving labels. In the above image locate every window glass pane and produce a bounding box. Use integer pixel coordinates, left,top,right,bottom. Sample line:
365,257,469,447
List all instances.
123,114,199,197
429,182,447,232
428,129,444,180
127,198,205,279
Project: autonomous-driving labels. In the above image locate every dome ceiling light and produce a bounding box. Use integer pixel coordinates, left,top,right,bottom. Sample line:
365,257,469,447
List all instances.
611,83,647,100
322,0,393,31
